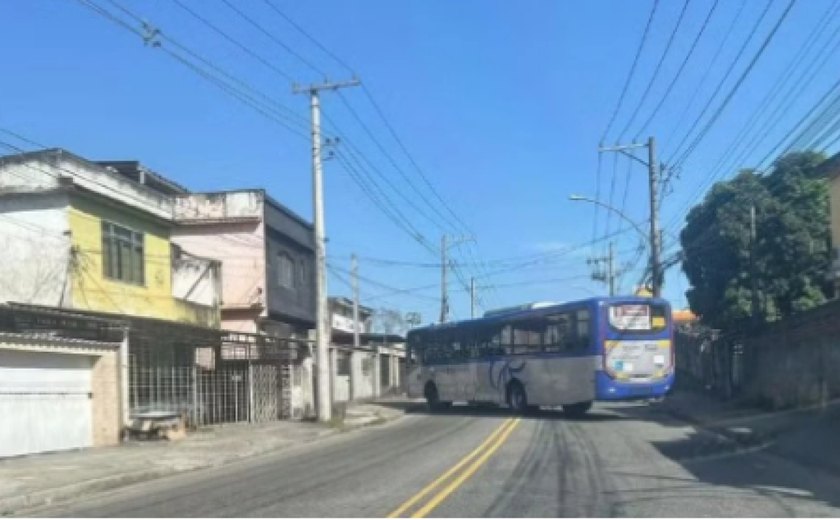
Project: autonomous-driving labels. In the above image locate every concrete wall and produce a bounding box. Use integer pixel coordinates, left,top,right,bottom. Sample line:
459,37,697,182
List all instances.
171,221,266,331
174,191,262,221
67,193,217,327
264,226,315,328
0,152,173,221
740,299,840,409
172,251,220,307
0,192,72,307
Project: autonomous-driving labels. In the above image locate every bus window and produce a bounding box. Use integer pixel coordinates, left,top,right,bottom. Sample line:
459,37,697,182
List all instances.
576,310,591,348
544,313,572,352
501,324,514,355
513,319,544,354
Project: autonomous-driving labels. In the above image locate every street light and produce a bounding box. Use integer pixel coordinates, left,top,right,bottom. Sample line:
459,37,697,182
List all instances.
568,194,658,295
568,194,650,245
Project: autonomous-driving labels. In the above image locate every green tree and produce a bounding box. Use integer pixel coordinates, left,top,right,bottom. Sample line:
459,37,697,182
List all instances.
680,152,832,329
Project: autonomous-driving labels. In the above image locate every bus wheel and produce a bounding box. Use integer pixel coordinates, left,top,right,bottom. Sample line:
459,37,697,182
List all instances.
507,381,528,414
562,401,592,418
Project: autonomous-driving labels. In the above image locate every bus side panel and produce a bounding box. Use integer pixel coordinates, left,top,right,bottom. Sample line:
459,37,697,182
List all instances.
472,355,597,407
523,356,597,406
407,364,425,399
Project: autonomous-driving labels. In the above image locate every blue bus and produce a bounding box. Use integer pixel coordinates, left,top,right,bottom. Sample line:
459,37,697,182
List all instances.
406,296,674,416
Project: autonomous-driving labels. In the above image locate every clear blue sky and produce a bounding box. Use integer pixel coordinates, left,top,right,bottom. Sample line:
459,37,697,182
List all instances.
2,0,837,325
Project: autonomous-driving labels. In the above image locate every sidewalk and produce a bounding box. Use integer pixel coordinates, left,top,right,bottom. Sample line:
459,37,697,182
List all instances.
0,401,405,515
658,389,840,475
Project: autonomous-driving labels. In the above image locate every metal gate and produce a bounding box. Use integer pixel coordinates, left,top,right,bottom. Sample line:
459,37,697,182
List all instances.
250,364,280,422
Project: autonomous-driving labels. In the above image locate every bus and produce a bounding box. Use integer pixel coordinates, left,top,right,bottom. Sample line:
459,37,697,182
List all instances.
406,296,674,416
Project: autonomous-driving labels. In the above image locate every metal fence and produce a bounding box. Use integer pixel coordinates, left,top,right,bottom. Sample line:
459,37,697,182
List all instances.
129,363,294,427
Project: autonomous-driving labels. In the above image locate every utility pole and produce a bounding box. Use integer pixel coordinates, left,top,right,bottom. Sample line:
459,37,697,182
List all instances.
439,234,475,323
440,235,448,324
597,136,663,297
294,77,360,422
588,241,617,296
470,277,476,319
749,205,759,325
352,254,360,349
647,136,662,298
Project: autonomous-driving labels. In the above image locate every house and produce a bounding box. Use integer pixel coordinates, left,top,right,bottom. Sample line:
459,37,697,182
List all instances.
0,149,221,328
0,304,124,457
329,296,373,343
326,297,405,401
171,190,316,338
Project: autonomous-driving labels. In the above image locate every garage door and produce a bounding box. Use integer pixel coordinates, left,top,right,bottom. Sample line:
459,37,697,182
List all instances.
0,350,94,458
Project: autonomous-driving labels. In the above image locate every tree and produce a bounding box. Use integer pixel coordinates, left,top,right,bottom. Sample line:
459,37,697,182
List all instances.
369,307,407,336
680,151,832,329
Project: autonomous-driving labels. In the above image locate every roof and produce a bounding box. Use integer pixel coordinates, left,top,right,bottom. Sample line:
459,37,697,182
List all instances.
408,296,671,334
329,296,374,315
0,330,119,348
182,188,314,231
95,160,190,195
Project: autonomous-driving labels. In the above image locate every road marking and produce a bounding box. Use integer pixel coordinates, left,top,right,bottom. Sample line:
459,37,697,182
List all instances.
386,418,515,518
410,418,521,518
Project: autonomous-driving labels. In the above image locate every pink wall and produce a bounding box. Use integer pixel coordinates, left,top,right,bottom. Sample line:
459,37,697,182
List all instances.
171,221,266,332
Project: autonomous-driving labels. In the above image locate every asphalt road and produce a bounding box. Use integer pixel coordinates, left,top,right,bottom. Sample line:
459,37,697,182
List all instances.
27,401,840,517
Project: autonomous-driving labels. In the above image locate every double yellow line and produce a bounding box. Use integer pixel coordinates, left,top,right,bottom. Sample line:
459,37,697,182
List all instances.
387,417,521,518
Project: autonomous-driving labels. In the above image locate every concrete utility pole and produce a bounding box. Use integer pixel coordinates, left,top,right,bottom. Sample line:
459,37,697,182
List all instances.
439,234,475,323
597,136,663,297
647,136,662,298
294,77,360,422
440,235,448,324
352,253,360,349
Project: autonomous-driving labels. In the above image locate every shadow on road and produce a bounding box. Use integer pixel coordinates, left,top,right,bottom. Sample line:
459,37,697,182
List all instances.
373,398,633,422
612,394,840,510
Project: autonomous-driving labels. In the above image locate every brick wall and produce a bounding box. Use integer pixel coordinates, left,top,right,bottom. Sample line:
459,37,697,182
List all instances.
91,349,121,446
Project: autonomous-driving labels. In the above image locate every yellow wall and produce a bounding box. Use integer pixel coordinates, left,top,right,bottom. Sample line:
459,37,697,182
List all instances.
68,194,219,327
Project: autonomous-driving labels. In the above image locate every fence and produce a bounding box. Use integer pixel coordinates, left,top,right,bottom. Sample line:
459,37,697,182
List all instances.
675,298,840,409
129,363,295,426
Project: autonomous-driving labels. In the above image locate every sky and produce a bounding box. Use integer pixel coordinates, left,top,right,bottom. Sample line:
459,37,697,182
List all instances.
2,0,839,326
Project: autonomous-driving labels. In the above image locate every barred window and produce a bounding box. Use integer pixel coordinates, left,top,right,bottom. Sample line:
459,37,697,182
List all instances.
101,221,144,285
278,252,295,288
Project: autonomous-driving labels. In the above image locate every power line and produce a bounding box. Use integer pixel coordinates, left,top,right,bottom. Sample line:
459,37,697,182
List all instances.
615,0,693,142
260,0,357,75
633,0,721,139
666,0,779,165
170,0,297,83
601,0,660,144
217,0,327,77
663,0,748,151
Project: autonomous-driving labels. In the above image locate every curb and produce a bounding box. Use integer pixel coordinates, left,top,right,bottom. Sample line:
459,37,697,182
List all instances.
659,404,768,447
0,412,403,516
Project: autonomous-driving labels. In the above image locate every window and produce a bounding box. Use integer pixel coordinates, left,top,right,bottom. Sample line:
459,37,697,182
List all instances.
544,310,590,353
512,320,544,354
101,221,144,285
277,253,295,288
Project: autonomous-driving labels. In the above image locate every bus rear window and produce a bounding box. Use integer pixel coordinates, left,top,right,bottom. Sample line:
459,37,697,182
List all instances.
608,304,668,332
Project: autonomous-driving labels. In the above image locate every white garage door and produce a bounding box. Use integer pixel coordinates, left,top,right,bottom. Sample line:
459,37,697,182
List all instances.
0,349,94,458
